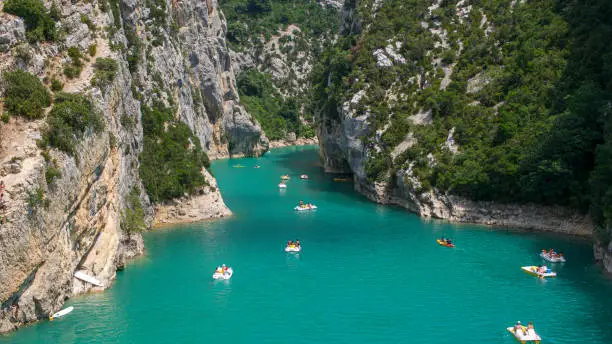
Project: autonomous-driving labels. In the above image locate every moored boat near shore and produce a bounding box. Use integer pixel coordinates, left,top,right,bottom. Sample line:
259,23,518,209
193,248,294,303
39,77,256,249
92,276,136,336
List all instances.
49,307,74,321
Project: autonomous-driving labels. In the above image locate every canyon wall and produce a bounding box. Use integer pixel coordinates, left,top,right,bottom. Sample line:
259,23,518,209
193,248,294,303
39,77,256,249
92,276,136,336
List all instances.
0,0,264,332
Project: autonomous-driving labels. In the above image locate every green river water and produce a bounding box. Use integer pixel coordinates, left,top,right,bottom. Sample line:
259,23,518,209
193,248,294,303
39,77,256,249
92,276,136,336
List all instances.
2,145,611,343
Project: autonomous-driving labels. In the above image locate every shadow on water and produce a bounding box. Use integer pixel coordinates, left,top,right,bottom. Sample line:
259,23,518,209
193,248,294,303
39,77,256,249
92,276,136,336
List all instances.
272,147,357,194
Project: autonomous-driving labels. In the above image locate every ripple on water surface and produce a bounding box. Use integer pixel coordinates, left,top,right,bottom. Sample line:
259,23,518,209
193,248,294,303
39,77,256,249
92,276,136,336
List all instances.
2,146,612,344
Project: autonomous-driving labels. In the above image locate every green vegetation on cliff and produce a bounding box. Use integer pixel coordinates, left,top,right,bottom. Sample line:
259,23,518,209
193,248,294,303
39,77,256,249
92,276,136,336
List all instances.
92,58,119,88
221,0,338,140
313,0,612,244
237,69,305,140
4,0,57,42
42,93,104,156
221,0,338,50
121,187,146,235
139,102,210,203
2,70,51,120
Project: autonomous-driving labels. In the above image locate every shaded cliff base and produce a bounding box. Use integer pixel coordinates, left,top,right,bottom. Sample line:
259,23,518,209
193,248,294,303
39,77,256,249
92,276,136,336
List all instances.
594,244,612,274
353,178,593,236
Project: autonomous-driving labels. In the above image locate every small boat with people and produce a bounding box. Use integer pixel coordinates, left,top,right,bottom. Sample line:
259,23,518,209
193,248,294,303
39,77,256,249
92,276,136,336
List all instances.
254,165,261,169
436,238,455,248
507,321,541,343
285,240,301,252
300,174,308,179
49,306,74,321
281,175,290,180
522,265,556,278
539,249,565,263
294,200,317,211
212,264,233,280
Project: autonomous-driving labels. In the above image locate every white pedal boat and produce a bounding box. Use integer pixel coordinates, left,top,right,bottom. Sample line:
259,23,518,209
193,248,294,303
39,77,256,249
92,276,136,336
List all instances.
285,245,301,252
540,252,565,263
74,271,104,287
212,267,233,280
522,266,556,278
506,326,541,343
278,183,287,188
49,306,74,320
300,174,308,179
294,205,317,211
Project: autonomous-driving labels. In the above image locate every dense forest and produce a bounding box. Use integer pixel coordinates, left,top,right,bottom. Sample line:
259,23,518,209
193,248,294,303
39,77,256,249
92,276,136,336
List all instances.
311,0,612,245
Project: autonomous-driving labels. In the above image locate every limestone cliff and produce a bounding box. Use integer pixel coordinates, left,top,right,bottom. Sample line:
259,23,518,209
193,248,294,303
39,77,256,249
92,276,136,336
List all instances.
315,0,599,259
0,0,265,332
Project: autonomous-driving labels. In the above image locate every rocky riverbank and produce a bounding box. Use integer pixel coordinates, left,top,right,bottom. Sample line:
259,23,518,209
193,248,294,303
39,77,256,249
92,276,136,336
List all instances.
269,136,319,149
152,169,232,227
353,177,593,236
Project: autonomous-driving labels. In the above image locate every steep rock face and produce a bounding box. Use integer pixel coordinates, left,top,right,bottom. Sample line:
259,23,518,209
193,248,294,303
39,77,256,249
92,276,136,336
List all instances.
230,25,322,98
316,0,595,242
0,0,259,332
0,58,144,332
121,0,268,158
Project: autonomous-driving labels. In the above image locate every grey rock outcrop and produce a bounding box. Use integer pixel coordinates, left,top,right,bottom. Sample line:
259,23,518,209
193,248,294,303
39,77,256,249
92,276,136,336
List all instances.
120,0,268,158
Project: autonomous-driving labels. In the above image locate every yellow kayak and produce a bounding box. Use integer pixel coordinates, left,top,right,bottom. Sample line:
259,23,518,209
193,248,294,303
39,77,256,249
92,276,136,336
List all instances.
436,239,455,248
333,178,350,182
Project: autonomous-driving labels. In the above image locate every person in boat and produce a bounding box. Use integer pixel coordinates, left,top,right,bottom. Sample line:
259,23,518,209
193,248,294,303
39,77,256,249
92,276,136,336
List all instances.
307,203,312,208
299,200,304,207
287,240,292,247
295,239,300,247
514,321,523,334
527,322,534,331
539,265,548,274
446,239,452,245
216,266,223,273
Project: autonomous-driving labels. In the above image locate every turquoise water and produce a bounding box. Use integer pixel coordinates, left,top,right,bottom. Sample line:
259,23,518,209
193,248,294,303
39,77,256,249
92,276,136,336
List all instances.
3,146,612,343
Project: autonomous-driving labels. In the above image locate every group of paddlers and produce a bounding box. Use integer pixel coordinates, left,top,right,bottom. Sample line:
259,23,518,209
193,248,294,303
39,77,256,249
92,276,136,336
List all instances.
287,239,301,248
